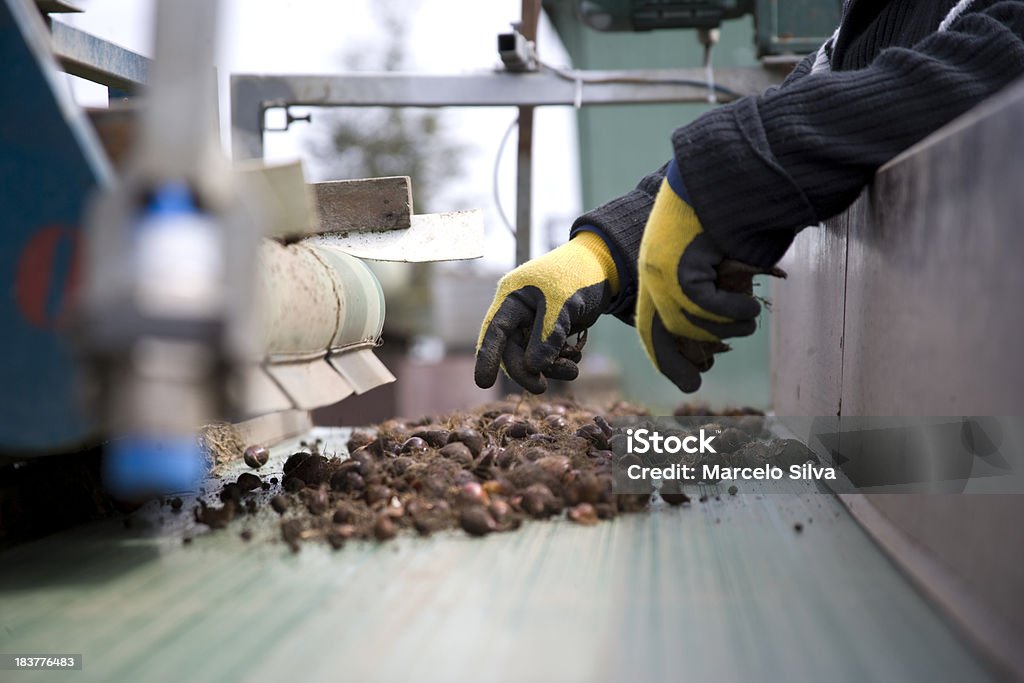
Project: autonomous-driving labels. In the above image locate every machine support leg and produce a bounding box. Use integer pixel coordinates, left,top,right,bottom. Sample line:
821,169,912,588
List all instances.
515,105,534,265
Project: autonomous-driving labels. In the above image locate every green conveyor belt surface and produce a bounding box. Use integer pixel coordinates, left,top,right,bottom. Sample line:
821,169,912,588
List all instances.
0,428,995,683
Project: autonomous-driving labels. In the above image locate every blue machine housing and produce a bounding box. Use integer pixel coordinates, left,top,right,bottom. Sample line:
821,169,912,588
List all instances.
0,0,112,453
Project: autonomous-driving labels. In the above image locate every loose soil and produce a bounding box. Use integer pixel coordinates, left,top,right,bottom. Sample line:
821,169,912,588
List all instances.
191,396,809,552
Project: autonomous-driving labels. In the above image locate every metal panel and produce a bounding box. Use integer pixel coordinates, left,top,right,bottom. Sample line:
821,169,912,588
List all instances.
771,214,849,418
771,77,1024,672
754,0,842,57
243,366,295,415
840,79,1024,416
328,348,395,395
232,409,312,449
858,491,1024,679
0,0,112,452
264,359,354,410
839,80,1024,665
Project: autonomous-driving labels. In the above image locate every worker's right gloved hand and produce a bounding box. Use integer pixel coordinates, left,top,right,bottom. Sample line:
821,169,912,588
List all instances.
637,159,775,392
475,232,619,394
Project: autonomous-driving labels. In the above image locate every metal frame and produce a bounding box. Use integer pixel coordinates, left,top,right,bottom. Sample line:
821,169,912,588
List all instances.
229,68,778,158
42,12,782,267
230,67,780,262
50,19,150,93
1,0,121,452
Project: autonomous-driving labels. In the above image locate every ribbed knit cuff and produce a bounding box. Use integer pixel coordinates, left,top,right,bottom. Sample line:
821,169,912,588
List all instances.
570,189,652,325
570,230,620,296
664,158,690,202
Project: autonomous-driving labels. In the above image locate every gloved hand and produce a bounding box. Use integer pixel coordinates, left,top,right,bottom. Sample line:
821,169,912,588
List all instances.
475,232,618,394
637,160,783,392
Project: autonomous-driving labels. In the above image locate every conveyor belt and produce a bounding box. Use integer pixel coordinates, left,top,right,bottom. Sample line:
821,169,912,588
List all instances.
0,428,995,683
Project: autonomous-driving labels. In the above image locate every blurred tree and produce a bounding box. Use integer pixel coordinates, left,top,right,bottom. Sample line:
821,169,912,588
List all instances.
305,0,464,213
305,0,467,344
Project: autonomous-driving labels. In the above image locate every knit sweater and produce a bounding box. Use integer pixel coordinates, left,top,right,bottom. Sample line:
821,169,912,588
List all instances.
572,0,1024,323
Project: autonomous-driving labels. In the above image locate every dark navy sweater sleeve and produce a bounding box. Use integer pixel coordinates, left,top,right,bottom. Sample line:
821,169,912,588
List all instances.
573,0,1024,319
570,163,668,324
675,0,1024,266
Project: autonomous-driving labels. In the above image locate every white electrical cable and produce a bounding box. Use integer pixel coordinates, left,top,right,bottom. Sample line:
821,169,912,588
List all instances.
490,52,742,239
493,115,519,236
536,59,742,99
939,0,975,31
704,42,717,104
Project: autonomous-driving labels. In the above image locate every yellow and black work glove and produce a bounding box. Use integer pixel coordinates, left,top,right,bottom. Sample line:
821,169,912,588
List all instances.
475,232,619,394
637,160,783,392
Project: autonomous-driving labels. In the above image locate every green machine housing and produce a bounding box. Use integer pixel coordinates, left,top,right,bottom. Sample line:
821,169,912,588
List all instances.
573,0,841,56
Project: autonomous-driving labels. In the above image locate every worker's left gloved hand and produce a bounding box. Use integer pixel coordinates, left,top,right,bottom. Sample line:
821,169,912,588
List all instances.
475,232,618,394
637,159,767,392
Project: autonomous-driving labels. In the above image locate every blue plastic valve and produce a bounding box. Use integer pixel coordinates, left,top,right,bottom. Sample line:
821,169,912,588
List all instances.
103,434,207,501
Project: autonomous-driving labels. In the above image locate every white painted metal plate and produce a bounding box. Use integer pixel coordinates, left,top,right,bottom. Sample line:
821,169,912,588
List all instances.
243,366,296,416
328,348,395,394
305,209,484,262
264,359,355,410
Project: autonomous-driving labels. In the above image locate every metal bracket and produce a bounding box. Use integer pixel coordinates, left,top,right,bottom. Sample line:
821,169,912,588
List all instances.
263,106,312,132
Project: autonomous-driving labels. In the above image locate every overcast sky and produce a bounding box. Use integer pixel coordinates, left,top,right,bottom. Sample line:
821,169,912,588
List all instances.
59,0,582,269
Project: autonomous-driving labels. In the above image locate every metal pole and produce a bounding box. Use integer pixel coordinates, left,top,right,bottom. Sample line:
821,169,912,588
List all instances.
515,108,533,266
50,20,151,92
515,0,541,266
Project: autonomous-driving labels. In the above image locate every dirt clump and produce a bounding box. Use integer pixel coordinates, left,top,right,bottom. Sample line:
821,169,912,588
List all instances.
201,423,245,467
192,396,660,550
190,397,788,552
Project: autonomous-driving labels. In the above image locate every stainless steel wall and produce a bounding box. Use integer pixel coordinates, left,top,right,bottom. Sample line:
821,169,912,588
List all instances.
772,77,1024,667
547,9,776,412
